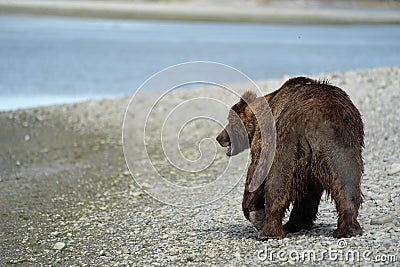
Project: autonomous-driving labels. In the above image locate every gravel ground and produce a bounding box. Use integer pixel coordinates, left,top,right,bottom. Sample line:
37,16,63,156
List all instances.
0,66,399,266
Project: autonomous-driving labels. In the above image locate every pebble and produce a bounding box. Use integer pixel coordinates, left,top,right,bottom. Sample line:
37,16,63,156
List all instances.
99,250,109,256
50,231,59,236
40,148,49,153
169,248,178,255
370,215,396,225
295,239,305,245
387,163,400,176
161,234,169,239
130,192,143,198
382,239,393,248
141,182,152,188
121,246,130,254
53,242,66,251
170,255,179,262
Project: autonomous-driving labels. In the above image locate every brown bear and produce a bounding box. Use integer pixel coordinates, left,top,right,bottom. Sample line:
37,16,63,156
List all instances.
216,77,364,239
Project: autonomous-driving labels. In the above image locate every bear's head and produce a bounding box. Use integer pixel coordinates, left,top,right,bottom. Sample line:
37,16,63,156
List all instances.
216,90,276,231
216,90,257,156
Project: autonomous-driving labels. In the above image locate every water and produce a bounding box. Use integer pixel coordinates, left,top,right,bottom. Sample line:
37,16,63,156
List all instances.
1,15,400,110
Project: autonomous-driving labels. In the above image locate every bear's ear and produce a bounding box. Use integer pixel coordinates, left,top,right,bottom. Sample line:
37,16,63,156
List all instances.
240,90,257,106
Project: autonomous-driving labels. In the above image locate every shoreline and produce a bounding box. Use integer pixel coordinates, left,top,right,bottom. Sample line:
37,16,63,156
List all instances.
1,64,399,113
1,0,400,24
1,66,399,265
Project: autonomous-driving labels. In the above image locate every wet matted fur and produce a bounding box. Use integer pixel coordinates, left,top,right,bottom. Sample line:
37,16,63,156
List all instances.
216,77,364,239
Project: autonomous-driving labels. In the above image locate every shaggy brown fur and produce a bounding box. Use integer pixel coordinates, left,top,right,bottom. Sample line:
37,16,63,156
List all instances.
216,77,364,239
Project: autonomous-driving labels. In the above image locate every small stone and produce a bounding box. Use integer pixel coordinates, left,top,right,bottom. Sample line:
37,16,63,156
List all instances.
123,170,131,176
296,239,305,245
16,161,21,166
79,216,88,221
130,192,143,198
53,242,66,250
50,231,59,236
141,182,151,189
169,248,178,255
121,246,130,254
22,121,29,127
99,250,107,256
36,115,44,121
382,240,393,248
170,255,179,262
66,233,72,237
388,163,400,176
161,234,169,239
269,241,280,248
370,215,396,225
24,135,30,141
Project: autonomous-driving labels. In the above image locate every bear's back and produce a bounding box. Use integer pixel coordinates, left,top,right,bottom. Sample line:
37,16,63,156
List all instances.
265,77,363,149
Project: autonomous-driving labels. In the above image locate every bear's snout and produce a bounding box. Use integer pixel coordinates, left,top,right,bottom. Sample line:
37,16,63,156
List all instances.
216,129,233,156
216,129,230,147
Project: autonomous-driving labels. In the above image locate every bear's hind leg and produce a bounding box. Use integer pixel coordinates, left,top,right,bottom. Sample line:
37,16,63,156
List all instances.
331,149,363,238
283,181,323,233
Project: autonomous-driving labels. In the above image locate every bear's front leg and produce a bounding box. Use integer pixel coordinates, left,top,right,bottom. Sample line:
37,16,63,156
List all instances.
258,179,290,240
258,209,286,240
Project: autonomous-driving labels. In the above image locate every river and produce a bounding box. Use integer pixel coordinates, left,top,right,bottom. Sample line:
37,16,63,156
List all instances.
0,15,399,110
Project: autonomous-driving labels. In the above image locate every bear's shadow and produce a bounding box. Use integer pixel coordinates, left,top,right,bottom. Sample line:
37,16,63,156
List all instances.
195,222,337,240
